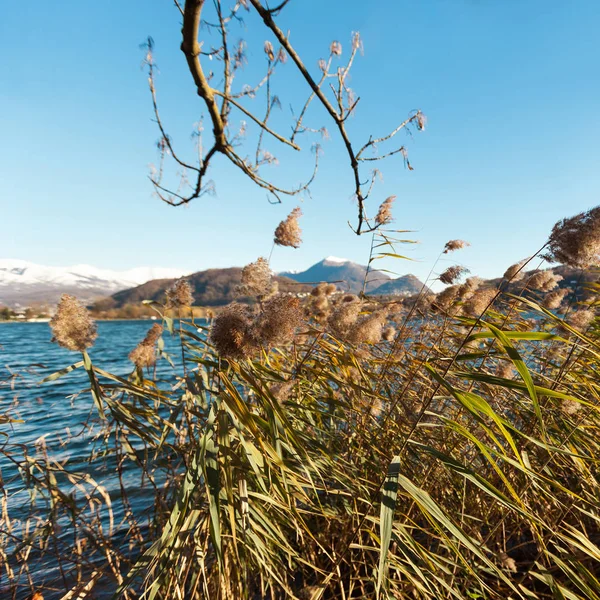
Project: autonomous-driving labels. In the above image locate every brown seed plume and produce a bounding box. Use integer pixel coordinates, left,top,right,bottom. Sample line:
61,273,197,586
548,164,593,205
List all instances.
462,288,497,316
251,295,302,347
269,380,295,403
439,265,469,285
237,257,272,297
382,326,396,341
561,398,582,416
458,276,482,301
567,309,595,332
50,294,97,352
347,310,387,344
328,299,362,337
433,285,460,311
443,239,470,254
274,207,303,248
129,323,163,369
166,278,194,308
210,303,255,360
545,205,600,268
528,270,562,292
503,260,527,282
495,362,515,379
543,288,569,310
374,196,396,226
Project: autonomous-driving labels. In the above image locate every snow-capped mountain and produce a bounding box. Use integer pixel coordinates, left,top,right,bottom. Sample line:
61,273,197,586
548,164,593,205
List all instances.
0,259,189,307
280,257,392,294
280,257,427,295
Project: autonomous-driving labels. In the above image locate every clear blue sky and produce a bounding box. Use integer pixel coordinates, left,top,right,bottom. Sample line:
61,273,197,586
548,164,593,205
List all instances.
1,0,599,284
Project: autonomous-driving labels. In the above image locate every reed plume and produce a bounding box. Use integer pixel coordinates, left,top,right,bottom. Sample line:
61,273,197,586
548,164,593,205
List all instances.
567,308,595,332
543,288,569,310
328,298,362,337
545,205,600,268
50,294,97,352
443,239,470,254
503,259,527,282
237,257,272,297
439,265,469,285
251,295,302,347
374,196,395,226
209,303,255,359
166,278,194,308
274,207,303,248
462,287,497,316
347,310,387,344
129,324,163,369
528,270,562,292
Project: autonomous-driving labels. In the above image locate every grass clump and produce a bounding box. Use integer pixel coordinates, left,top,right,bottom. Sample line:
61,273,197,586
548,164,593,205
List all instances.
2,208,600,600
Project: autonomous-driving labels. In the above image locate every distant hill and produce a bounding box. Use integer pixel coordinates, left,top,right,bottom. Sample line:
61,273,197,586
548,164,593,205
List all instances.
0,259,188,308
280,257,392,294
370,274,429,296
94,268,313,310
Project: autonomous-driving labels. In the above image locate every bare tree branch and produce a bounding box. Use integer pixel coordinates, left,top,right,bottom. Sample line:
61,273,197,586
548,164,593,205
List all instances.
146,0,425,231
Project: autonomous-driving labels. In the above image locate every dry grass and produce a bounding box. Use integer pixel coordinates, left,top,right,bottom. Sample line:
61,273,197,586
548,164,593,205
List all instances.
2,216,600,600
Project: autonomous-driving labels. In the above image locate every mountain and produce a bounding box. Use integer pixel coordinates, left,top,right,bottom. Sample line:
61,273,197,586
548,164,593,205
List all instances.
280,257,392,294
370,274,429,296
94,268,313,311
0,259,189,307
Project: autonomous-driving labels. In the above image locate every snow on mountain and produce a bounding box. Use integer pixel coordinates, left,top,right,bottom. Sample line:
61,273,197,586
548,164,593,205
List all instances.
323,256,351,264
0,259,189,307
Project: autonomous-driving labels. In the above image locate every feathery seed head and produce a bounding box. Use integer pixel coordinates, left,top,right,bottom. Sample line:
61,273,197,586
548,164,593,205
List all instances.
129,323,163,369
269,380,295,403
313,295,329,312
210,303,255,360
462,288,497,316
567,309,595,332
433,285,460,311
251,295,302,347
543,288,569,310
545,205,600,268
561,398,582,416
495,362,515,379
328,300,362,337
443,239,470,254
374,196,396,226
458,276,482,301
50,294,97,352
382,326,396,341
238,257,272,297
439,265,469,285
503,260,527,282
347,310,387,344
274,207,303,248
166,278,194,308
528,270,562,292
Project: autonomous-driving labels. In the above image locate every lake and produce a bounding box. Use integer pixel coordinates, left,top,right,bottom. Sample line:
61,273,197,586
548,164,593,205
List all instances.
0,320,193,598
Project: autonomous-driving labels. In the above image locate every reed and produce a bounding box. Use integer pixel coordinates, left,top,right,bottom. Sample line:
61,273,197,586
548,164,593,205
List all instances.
2,208,600,600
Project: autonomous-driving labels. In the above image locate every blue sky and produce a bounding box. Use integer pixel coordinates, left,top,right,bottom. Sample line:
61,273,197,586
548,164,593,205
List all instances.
1,0,599,284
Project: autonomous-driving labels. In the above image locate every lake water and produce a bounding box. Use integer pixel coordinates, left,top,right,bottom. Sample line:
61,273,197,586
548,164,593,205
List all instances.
0,320,191,598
